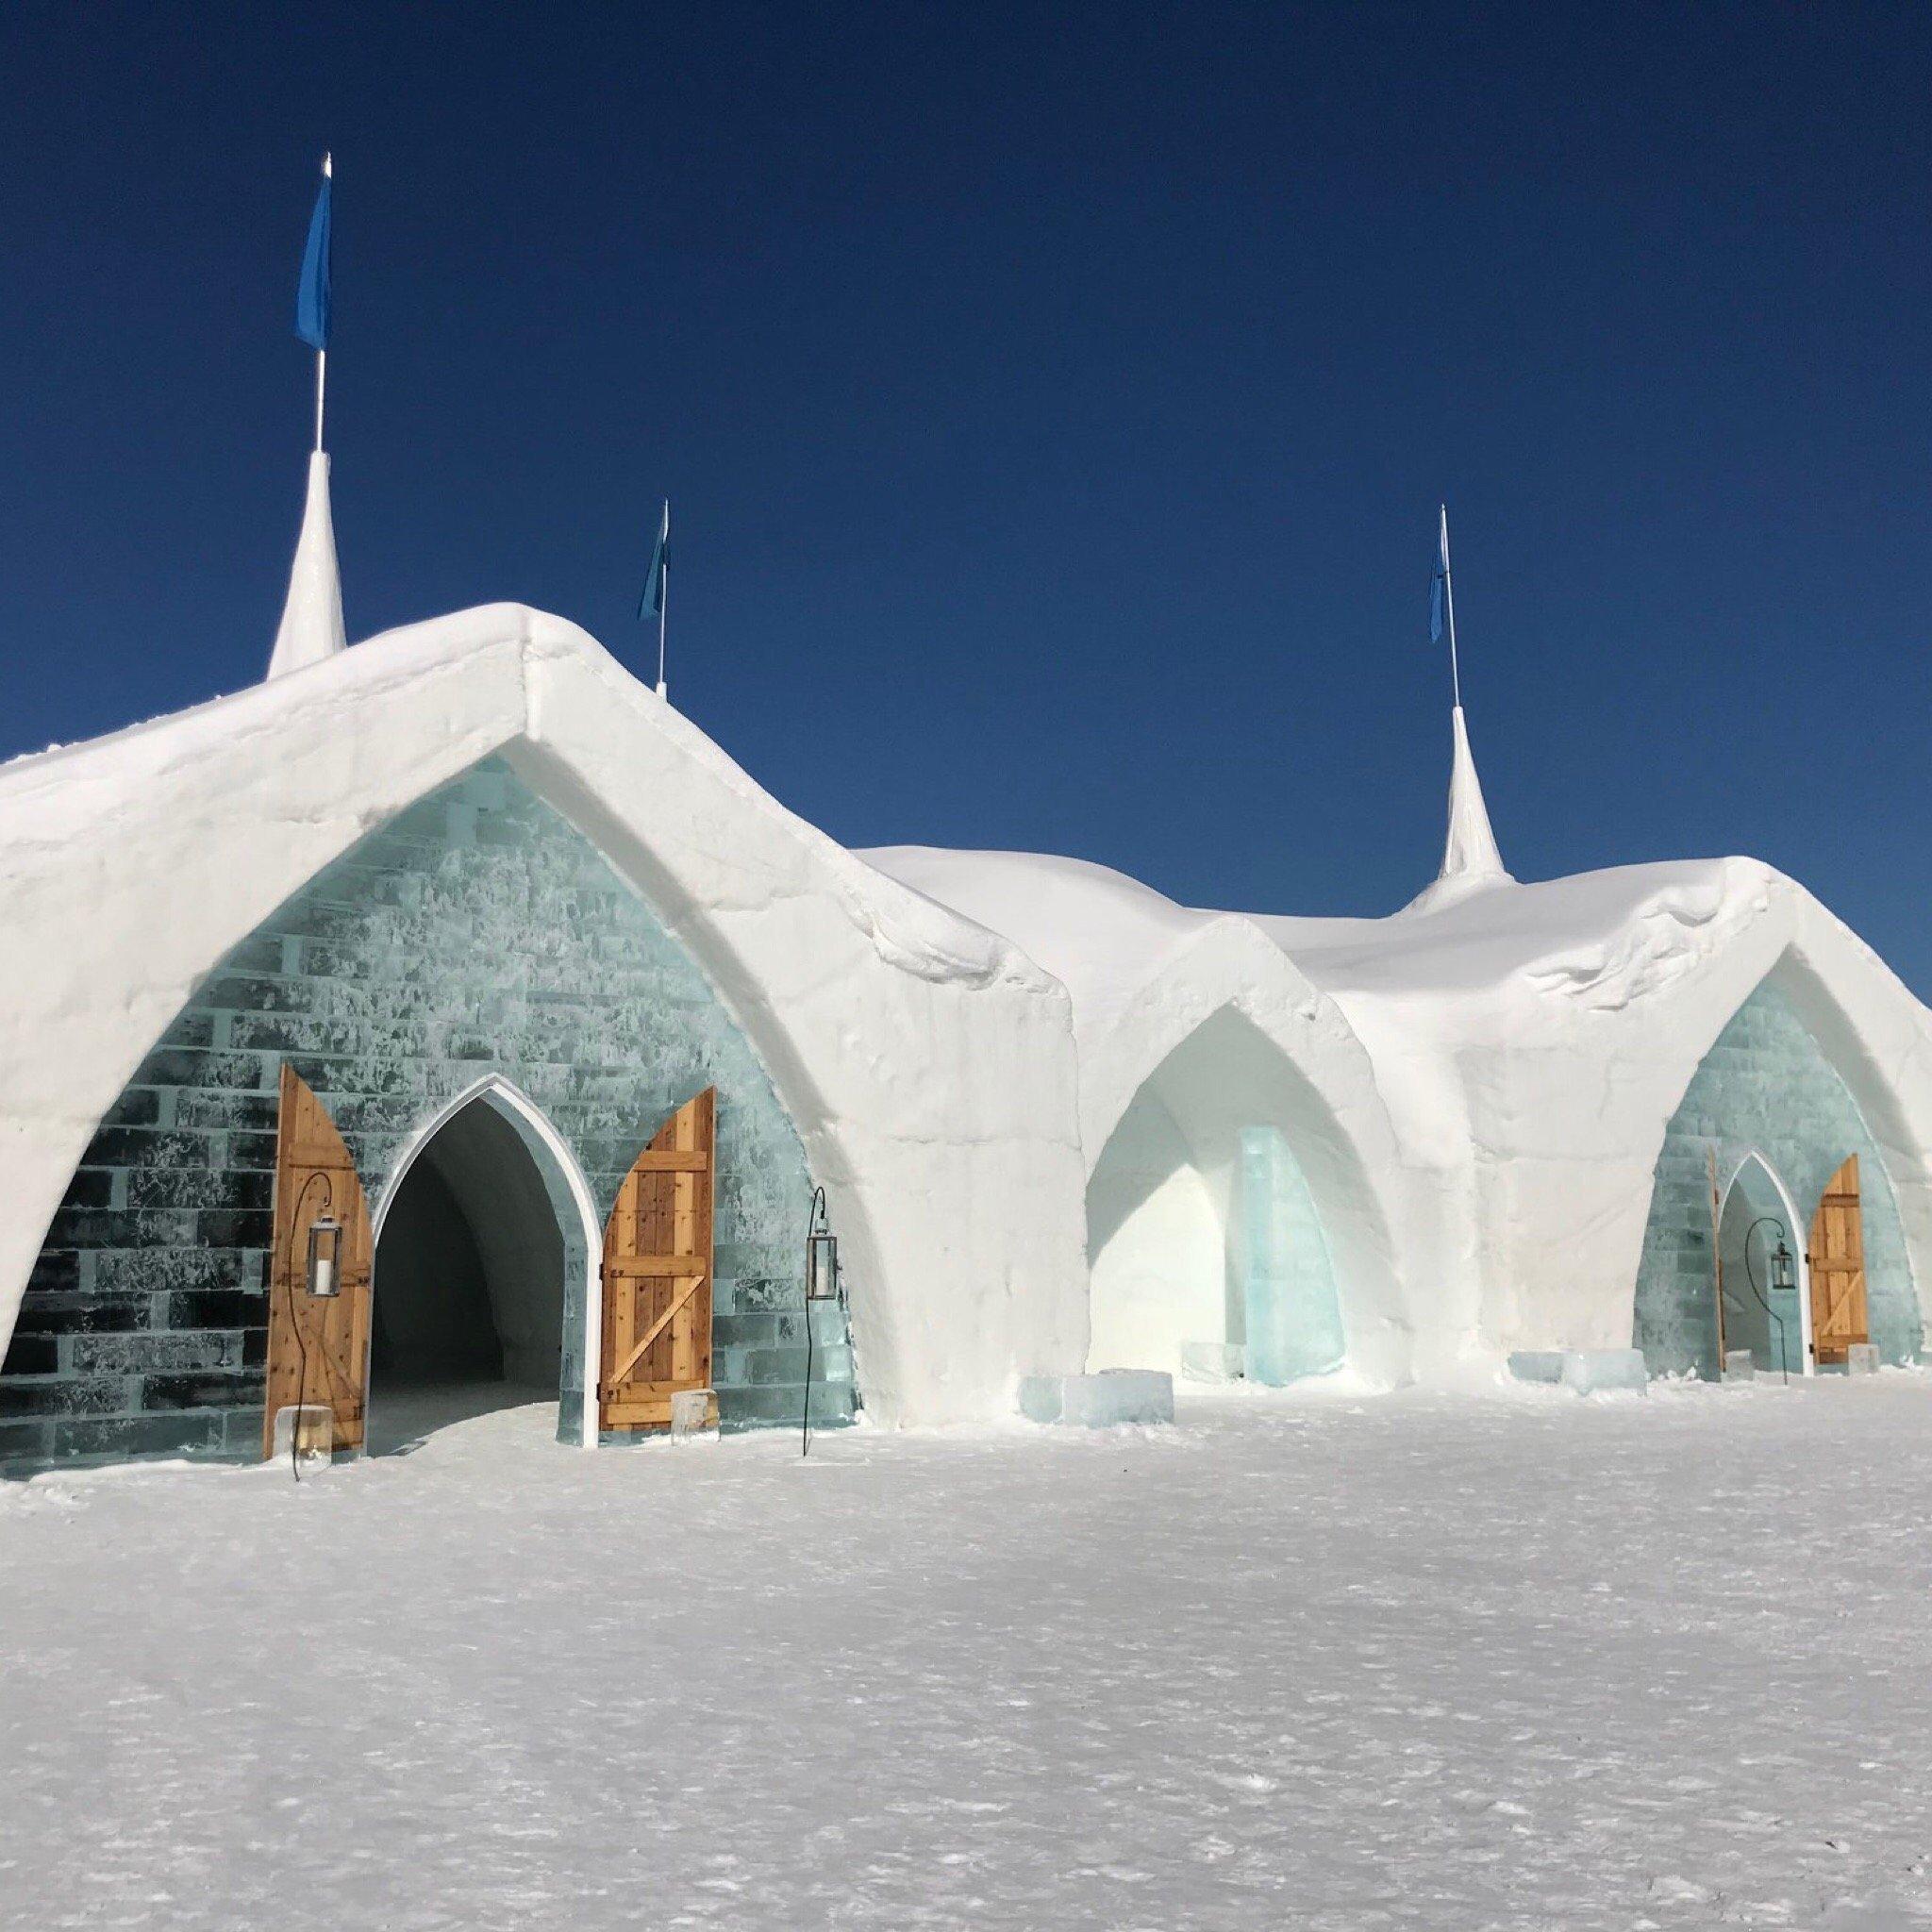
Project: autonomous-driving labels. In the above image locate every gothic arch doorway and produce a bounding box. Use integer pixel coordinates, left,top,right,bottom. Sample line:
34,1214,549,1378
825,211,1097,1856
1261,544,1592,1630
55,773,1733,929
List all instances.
368,1078,602,1452
1717,1152,1811,1377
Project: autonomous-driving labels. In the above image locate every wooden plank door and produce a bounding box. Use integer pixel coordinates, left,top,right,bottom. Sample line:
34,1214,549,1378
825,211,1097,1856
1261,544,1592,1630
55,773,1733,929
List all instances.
598,1088,717,1433
261,1065,374,1457
1807,1154,1870,1366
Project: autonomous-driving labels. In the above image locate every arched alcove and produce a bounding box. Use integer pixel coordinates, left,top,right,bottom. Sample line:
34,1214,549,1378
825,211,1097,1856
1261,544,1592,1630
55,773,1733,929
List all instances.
1085,1006,1348,1383
1632,974,1921,1377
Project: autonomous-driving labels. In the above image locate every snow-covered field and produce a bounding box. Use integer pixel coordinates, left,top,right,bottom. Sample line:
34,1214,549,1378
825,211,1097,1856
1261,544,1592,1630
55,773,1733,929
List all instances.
5,1376,1932,1930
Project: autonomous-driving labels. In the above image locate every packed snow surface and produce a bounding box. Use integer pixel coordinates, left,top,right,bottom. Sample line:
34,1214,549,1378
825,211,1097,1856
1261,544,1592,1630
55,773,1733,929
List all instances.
7,1380,1932,1928
861,841,1770,1009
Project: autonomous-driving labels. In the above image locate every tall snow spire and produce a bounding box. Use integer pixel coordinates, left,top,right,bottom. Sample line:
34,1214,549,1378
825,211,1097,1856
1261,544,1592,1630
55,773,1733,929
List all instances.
1439,703,1510,882
266,452,347,679
266,154,345,682
1406,507,1513,912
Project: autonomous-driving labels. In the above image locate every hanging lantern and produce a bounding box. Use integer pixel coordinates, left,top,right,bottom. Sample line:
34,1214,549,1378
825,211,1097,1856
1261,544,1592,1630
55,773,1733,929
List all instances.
306,1214,343,1298
807,1225,840,1302
1771,1238,1795,1297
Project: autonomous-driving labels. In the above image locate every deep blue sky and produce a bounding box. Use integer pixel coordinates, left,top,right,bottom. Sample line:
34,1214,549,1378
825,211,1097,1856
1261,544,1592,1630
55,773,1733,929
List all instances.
5,6,1931,984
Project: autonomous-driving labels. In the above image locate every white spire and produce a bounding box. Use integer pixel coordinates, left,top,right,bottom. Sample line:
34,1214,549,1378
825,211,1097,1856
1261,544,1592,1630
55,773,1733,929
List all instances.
1441,703,1508,881
265,450,347,681
1406,704,1513,913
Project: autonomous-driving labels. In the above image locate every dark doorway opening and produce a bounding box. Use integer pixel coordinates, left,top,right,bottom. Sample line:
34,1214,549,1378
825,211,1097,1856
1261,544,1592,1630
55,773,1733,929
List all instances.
370,1098,567,1453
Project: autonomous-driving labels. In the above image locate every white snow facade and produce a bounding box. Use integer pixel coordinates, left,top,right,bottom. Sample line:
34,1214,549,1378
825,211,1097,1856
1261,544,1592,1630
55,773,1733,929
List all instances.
0,607,1925,1471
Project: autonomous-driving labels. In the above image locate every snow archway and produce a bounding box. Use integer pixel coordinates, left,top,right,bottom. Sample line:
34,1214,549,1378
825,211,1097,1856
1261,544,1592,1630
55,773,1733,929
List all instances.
0,606,1091,1460
1632,970,1921,1377
0,753,866,1468
1085,1006,1349,1382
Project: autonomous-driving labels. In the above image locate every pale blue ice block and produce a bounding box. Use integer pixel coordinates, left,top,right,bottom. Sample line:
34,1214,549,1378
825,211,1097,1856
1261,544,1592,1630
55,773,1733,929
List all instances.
1240,1126,1345,1386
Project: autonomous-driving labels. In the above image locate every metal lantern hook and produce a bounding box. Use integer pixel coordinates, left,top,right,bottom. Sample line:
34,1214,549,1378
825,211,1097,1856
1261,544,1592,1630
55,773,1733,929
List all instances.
1743,1215,1795,1386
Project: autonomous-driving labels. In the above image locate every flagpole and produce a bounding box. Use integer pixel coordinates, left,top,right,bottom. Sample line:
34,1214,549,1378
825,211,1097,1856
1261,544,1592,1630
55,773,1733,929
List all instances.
312,154,332,454
657,499,670,699
1440,502,1462,709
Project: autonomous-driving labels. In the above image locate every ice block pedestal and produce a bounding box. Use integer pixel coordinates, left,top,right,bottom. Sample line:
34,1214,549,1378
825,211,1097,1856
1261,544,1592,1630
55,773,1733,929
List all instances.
1180,1341,1245,1383
1019,1371,1174,1426
1508,1349,1650,1393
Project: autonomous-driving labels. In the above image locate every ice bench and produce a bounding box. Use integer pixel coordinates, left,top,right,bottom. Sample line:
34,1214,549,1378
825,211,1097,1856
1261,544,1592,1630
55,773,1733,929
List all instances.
1018,1370,1174,1426
1507,1348,1649,1394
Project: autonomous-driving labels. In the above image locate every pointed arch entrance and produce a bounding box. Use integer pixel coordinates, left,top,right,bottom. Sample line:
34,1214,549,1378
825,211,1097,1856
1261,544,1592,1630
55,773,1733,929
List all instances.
1086,1006,1350,1383
369,1077,603,1452
7,754,854,1474
1631,972,1921,1377
1716,1152,1810,1377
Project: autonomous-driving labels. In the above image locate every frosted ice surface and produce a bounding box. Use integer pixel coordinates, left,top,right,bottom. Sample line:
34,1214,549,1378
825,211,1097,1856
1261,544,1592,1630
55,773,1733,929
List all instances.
1019,1370,1174,1425
1507,1350,1566,1383
1560,1348,1649,1394
1180,1341,1245,1382
1510,1349,1649,1393
1240,1126,1345,1386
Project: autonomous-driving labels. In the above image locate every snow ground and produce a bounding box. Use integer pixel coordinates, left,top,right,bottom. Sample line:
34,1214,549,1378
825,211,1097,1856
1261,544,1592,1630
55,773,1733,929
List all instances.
5,1377,1932,1930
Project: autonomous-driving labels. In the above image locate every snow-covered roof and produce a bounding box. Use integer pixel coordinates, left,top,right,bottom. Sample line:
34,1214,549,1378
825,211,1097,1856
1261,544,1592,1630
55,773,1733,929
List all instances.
861,841,1916,1025
860,835,1932,1377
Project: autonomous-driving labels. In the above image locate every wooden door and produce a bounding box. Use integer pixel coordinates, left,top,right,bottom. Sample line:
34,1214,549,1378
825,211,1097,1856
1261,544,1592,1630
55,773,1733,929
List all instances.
261,1065,374,1457
598,1088,718,1433
1807,1154,1870,1366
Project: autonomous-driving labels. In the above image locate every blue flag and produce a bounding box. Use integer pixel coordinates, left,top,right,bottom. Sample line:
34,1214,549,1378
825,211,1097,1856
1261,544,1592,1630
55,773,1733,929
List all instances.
640,501,669,620
1429,512,1450,642
295,168,332,352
